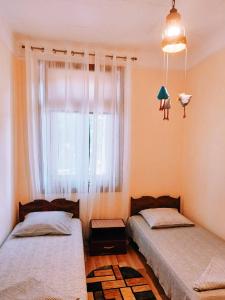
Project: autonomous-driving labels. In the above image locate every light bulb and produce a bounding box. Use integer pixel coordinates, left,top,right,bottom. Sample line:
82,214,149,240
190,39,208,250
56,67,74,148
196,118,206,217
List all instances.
165,25,181,38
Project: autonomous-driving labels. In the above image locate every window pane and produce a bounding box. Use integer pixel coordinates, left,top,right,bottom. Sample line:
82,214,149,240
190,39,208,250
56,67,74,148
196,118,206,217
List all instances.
41,111,88,192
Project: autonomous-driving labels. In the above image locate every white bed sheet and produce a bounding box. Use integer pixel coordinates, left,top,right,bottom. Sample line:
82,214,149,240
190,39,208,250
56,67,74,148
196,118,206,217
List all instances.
128,215,225,300
0,219,87,300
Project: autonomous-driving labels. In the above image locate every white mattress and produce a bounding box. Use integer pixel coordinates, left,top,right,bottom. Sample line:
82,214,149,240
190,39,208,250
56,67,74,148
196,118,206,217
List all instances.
128,215,225,300
0,219,87,300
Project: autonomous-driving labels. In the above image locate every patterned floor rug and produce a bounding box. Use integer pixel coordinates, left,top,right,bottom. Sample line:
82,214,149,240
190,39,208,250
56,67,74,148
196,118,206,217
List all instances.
87,265,156,300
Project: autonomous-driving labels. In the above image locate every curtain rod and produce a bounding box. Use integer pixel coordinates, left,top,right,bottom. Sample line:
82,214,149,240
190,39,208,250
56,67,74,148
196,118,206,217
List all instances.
21,45,138,61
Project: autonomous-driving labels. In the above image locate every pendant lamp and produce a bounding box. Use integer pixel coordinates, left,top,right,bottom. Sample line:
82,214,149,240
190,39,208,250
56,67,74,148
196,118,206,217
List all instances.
156,0,191,120
162,0,187,53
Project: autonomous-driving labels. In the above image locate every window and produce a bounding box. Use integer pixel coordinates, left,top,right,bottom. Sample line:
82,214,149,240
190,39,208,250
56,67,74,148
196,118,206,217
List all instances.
39,60,124,194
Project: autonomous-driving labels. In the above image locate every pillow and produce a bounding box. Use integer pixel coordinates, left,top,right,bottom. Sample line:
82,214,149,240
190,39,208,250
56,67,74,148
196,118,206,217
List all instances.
139,207,194,229
13,211,73,237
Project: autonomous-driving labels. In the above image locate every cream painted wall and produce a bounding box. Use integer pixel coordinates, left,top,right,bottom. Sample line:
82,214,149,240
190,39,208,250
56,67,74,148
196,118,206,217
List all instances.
130,66,184,199
182,48,225,240
0,35,16,245
13,58,30,204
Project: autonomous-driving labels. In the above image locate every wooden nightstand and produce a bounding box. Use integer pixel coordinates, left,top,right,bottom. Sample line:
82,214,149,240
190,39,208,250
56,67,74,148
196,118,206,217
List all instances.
89,219,127,256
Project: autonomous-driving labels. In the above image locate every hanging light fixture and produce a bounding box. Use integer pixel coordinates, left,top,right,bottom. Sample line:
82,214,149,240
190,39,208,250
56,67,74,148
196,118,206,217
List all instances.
162,0,187,53
156,0,191,120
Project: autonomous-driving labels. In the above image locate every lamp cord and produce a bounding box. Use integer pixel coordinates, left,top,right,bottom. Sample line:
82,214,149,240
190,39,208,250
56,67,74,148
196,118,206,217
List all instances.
163,52,169,87
172,0,175,8
166,53,169,87
163,52,166,85
184,48,187,90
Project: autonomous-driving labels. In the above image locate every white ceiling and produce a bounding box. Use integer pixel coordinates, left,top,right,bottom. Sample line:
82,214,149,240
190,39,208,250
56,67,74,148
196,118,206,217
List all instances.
0,0,225,67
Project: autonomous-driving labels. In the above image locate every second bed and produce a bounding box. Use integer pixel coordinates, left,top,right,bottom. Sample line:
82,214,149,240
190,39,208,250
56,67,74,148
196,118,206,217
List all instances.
127,196,225,300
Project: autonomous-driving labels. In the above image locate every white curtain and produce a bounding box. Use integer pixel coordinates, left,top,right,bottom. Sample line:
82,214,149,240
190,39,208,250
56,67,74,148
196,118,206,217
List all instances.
25,45,131,233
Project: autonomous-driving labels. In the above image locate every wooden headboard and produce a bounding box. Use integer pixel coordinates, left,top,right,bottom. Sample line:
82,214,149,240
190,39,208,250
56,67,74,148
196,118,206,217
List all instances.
19,198,80,222
130,195,180,216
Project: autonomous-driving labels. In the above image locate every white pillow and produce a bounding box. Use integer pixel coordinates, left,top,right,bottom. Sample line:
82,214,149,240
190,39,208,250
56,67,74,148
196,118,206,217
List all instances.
139,207,194,229
13,211,73,237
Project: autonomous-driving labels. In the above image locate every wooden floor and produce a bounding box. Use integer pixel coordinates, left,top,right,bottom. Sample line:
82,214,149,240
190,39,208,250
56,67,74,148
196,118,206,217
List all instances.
85,245,168,300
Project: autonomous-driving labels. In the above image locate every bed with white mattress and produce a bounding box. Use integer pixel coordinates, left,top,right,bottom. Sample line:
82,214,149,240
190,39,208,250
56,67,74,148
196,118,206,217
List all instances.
128,196,225,300
0,199,87,300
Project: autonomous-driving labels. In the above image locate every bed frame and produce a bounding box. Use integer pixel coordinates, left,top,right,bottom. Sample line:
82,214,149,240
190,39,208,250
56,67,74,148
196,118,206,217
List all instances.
130,195,180,216
19,198,80,222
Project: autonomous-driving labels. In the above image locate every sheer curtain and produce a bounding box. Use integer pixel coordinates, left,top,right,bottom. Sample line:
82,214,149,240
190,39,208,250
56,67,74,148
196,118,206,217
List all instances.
25,45,131,232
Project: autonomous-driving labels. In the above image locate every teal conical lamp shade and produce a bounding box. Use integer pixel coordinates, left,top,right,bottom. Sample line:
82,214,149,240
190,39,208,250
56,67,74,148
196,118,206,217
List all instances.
157,86,169,100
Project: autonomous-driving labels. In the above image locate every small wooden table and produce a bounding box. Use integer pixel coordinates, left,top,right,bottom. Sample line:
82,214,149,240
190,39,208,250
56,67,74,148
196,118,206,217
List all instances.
89,219,127,256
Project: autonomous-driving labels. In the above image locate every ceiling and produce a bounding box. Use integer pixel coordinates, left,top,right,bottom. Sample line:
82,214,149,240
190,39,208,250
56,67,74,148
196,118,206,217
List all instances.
0,0,225,67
